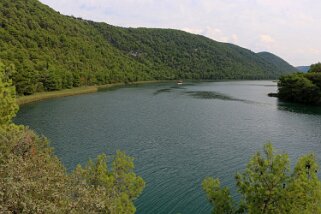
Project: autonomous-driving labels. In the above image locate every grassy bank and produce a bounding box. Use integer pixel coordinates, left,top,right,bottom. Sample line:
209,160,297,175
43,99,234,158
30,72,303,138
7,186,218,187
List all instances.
17,80,165,105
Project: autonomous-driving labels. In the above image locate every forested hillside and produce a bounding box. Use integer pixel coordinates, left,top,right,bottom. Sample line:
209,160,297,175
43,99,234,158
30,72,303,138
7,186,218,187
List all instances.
257,52,298,75
0,0,297,95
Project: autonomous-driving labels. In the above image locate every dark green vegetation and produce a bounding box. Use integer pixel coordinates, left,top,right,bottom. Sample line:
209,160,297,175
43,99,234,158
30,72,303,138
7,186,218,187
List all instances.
0,0,297,96
309,62,321,73
276,63,321,105
256,52,297,74
203,144,321,214
0,64,144,213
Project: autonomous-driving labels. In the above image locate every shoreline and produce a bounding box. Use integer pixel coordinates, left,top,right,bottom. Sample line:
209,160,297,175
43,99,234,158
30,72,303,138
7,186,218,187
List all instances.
16,79,276,105
17,80,166,105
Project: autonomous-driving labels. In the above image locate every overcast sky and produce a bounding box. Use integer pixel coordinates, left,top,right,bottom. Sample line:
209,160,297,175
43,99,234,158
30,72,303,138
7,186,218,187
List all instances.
40,0,321,66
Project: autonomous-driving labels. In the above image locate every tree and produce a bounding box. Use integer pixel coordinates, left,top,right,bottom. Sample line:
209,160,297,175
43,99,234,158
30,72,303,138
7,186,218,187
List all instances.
0,125,145,213
309,62,321,73
0,124,71,213
278,73,321,105
202,178,236,214
70,152,145,213
0,62,18,125
203,144,321,214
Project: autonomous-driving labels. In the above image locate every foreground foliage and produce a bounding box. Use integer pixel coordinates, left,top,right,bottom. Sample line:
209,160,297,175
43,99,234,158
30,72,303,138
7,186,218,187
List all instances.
0,0,296,95
0,125,145,213
0,62,145,213
0,62,18,125
203,144,321,214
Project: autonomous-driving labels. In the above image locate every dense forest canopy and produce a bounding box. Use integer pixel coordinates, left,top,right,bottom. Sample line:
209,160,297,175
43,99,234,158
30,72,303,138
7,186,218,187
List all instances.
276,63,321,105
0,0,297,95
309,62,321,73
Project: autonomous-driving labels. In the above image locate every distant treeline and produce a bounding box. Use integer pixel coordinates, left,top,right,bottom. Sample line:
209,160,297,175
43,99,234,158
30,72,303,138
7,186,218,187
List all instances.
0,0,297,95
277,63,321,105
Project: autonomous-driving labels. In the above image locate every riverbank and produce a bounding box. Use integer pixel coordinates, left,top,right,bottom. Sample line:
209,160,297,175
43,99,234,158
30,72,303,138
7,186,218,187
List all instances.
17,80,165,105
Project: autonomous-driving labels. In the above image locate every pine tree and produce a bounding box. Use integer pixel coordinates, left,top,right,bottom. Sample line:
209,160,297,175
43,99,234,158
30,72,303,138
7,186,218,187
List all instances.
203,144,321,213
0,62,18,125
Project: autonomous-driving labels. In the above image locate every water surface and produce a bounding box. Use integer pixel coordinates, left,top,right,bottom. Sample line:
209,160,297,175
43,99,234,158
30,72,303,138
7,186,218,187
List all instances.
15,81,321,214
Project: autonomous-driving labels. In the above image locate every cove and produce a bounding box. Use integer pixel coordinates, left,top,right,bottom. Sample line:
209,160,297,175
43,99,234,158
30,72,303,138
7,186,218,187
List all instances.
15,81,321,214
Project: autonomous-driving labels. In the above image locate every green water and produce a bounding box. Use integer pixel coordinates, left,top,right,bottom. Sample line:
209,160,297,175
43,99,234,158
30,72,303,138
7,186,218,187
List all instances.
15,81,321,214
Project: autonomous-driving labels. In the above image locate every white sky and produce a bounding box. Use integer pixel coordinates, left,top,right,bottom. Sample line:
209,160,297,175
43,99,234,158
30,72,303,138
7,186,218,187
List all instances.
40,0,321,66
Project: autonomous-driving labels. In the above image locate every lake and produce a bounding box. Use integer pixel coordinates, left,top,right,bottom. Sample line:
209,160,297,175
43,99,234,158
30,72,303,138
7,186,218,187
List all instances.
15,81,321,214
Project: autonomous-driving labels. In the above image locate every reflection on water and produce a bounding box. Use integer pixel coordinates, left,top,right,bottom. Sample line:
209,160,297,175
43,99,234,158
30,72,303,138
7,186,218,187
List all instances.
153,88,172,95
277,101,321,115
184,91,257,105
185,91,237,100
170,86,186,90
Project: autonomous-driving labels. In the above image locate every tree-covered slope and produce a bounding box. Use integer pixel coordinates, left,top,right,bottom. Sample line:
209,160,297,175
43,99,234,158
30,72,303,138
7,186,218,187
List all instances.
94,25,297,80
0,0,297,95
256,51,298,74
0,0,152,95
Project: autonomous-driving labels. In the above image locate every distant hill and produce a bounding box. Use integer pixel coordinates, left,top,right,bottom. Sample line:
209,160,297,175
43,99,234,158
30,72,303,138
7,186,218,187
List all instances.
94,25,298,80
256,52,298,74
0,0,297,95
296,66,310,72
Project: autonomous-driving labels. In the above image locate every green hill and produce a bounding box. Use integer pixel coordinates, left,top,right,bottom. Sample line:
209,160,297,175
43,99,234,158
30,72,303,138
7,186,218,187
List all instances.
0,0,297,95
257,52,299,74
